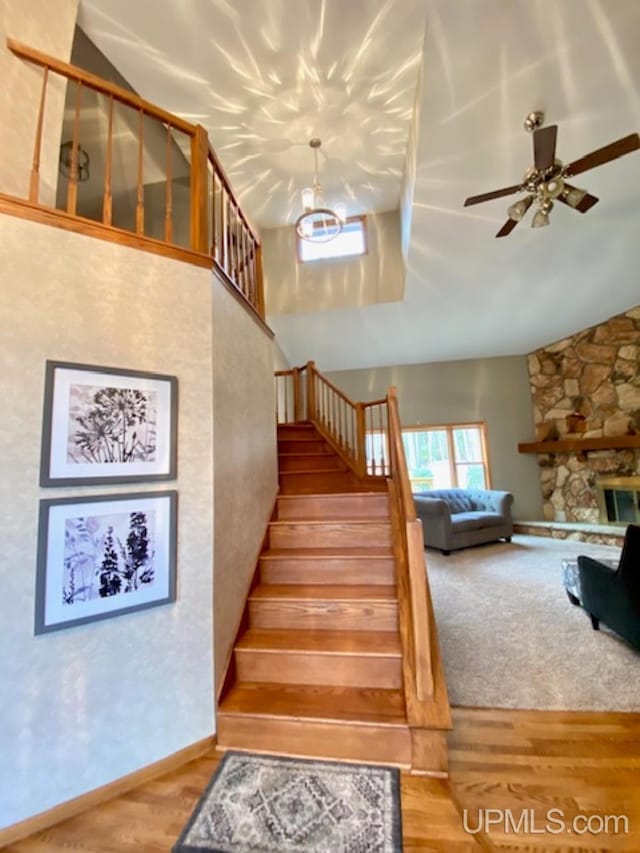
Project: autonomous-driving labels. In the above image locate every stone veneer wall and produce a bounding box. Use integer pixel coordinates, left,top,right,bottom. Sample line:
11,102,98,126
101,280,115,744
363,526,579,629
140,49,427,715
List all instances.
528,306,640,523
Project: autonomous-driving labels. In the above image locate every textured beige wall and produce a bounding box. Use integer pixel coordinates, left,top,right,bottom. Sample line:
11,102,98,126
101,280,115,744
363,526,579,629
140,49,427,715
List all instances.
327,357,543,520
0,215,214,827
212,283,278,689
0,0,78,204
262,210,405,315
273,339,290,371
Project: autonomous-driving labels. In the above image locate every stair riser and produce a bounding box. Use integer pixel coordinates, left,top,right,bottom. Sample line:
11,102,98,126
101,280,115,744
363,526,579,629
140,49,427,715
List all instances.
217,716,411,767
270,522,393,549
277,426,318,441
278,440,329,454
278,471,352,493
235,650,402,688
278,455,345,472
276,494,390,520
248,600,398,631
259,558,395,585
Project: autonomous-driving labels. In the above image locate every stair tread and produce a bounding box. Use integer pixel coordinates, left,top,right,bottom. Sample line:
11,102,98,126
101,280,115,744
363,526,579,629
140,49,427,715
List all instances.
219,682,407,725
277,492,387,500
270,519,390,528
279,468,347,475
261,546,393,559
250,584,397,601
278,451,336,457
236,628,401,655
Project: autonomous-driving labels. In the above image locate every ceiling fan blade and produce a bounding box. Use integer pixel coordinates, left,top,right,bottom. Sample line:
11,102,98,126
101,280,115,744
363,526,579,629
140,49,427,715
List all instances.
564,133,640,177
533,125,558,171
496,218,519,238
557,185,600,213
464,184,521,207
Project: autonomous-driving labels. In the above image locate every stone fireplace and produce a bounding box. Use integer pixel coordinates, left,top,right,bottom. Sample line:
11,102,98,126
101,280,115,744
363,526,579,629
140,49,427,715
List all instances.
526,306,640,524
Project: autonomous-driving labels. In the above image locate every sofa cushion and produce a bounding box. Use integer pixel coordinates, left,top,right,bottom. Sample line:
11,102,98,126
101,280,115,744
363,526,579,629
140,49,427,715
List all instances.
468,511,505,529
447,494,474,513
450,512,482,533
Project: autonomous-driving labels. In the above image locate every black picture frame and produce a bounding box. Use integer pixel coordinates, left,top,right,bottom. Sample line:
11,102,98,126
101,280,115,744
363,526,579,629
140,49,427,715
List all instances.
34,490,178,634
40,361,178,487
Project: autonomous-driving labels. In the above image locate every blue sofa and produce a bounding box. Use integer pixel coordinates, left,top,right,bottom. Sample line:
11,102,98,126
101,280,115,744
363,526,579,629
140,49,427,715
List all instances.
413,488,514,554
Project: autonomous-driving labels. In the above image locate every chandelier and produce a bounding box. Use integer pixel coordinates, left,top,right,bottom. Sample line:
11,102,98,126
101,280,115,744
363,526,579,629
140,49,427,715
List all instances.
295,138,346,243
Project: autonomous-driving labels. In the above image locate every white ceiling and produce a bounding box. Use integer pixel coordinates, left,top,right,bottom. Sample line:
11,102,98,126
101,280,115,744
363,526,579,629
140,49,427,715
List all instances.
78,0,426,228
78,0,640,371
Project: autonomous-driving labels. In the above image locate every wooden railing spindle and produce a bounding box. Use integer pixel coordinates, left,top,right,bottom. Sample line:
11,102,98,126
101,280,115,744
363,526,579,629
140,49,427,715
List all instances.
102,95,114,225
164,122,174,243
66,81,83,216
135,109,144,234
306,361,316,421
29,66,49,203
9,38,265,319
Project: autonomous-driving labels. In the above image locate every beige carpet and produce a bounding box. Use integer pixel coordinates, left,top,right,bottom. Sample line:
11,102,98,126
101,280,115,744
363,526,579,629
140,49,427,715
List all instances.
426,534,640,711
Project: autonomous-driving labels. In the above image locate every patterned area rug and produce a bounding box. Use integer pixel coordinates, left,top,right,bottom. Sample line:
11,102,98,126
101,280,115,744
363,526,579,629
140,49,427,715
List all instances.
173,751,402,853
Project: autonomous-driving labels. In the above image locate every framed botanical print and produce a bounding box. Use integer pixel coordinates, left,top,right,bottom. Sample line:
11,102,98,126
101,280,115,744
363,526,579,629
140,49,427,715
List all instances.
35,491,177,634
40,361,178,486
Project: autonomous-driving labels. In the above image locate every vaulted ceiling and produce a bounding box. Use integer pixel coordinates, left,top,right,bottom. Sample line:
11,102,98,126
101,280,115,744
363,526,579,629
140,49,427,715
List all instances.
79,0,640,370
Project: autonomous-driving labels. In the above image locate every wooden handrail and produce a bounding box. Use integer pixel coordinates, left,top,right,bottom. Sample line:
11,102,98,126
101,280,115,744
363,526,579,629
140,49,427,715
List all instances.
7,37,197,135
6,36,265,320
207,143,259,245
314,372,357,406
387,388,416,522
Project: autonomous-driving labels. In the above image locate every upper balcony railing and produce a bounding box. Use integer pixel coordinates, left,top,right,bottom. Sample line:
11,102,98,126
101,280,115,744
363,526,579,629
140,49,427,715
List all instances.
4,38,264,318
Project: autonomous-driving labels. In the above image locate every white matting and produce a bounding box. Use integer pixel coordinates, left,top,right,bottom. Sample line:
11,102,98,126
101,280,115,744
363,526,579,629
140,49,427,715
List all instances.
427,535,639,711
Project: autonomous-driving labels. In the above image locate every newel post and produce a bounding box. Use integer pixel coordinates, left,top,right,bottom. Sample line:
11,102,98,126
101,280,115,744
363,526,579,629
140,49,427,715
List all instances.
255,243,265,318
190,124,209,254
292,367,302,422
356,402,366,477
306,361,316,421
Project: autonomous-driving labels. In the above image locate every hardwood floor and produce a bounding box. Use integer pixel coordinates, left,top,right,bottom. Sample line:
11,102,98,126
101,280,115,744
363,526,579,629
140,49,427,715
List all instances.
6,706,639,852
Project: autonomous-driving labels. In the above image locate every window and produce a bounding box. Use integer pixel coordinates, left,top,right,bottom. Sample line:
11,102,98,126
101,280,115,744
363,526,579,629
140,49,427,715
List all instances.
401,423,491,492
297,216,367,263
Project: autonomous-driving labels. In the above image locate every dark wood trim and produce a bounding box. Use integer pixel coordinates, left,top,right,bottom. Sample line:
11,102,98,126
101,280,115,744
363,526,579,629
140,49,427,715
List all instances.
213,262,274,338
0,736,216,848
518,436,640,454
0,194,213,268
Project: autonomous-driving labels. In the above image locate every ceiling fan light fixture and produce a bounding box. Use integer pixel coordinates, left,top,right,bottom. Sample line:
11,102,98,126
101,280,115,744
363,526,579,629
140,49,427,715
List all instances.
507,195,534,221
562,185,588,208
295,138,346,243
531,203,552,228
540,177,564,199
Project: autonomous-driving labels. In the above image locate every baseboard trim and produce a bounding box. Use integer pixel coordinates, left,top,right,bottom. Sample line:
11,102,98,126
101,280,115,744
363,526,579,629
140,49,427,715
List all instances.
0,735,216,848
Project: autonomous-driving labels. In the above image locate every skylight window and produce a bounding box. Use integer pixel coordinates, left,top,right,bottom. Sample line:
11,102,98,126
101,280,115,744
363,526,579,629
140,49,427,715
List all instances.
298,216,367,263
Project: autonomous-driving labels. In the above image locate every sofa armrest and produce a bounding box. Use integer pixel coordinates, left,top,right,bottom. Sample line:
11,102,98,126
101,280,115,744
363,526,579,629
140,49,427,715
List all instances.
413,496,449,517
412,496,453,551
467,489,513,519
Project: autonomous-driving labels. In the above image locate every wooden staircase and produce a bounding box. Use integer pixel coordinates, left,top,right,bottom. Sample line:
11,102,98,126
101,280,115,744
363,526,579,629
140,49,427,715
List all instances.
277,422,387,494
217,421,450,773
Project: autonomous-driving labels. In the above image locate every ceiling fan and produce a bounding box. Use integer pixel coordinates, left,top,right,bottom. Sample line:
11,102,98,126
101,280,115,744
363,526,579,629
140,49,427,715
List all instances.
464,111,640,237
